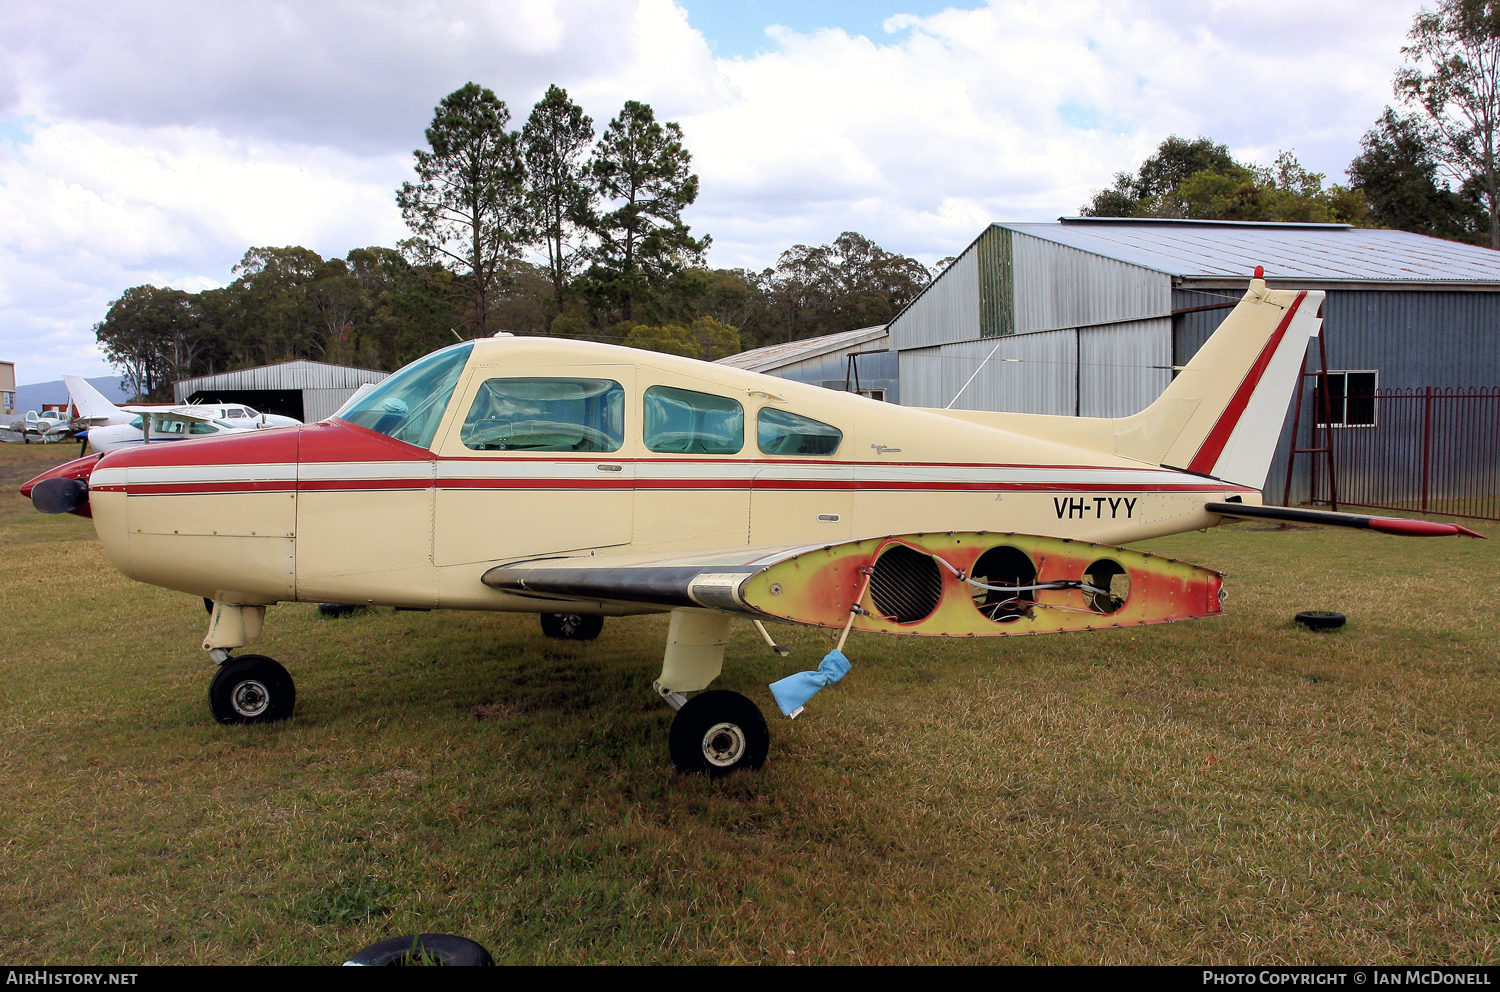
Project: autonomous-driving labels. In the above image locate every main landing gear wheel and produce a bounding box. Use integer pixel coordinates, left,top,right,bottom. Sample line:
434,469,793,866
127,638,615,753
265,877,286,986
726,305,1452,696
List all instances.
669,690,769,777
540,613,603,640
208,655,296,725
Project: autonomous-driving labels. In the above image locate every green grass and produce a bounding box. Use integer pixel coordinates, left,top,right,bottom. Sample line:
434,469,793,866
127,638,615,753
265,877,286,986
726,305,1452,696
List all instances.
1,442,1498,964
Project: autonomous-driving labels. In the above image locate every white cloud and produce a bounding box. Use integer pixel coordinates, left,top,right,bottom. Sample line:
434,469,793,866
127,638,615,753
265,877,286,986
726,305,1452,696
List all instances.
0,0,1426,382
680,0,1423,268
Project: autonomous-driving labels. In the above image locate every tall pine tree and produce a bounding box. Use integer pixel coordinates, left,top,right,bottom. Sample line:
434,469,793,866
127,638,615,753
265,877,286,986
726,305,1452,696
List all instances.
588,101,707,322
522,85,595,322
396,83,527,334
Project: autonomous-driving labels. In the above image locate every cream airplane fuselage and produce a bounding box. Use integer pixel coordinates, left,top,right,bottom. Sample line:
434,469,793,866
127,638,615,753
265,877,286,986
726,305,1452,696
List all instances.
77,281,1320,615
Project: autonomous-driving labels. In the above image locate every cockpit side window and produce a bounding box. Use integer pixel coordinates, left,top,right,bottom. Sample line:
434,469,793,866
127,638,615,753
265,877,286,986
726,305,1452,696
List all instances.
338,343,473,448
460,377,624,452
757,408,843,456
643,386,743,454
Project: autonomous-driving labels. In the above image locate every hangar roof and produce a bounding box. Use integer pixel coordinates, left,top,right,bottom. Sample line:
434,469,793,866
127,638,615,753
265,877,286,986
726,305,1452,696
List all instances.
716,324,888,372
1001,218,1500,285
175,359,387,394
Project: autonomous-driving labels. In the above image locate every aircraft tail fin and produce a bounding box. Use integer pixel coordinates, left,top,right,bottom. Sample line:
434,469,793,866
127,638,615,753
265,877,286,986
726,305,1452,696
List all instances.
1111,276,1323,489
63,375,122,424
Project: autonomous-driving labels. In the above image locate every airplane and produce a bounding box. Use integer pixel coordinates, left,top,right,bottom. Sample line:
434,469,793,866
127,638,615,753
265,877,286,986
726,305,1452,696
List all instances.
63,375,302,453
8,408,77,442
21,272,1483,777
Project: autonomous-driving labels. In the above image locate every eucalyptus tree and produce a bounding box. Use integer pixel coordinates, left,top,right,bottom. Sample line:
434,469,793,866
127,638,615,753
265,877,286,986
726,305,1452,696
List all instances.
397,83,527,334
1396,0,1500,247
588,100,707,322
522,85,595,320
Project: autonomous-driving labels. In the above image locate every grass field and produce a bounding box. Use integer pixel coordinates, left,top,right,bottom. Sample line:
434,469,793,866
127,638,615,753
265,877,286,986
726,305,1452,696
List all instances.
1,441,1497,964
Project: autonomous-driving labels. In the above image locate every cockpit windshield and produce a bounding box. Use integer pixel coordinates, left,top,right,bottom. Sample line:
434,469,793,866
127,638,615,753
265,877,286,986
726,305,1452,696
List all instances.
337,342,473,449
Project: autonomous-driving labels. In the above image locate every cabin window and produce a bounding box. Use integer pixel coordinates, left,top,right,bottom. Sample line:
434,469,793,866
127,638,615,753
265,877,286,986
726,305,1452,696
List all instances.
643,386,743,454
188,421,219,435
757,408,843,456
461,377,625,452
339,342,473,448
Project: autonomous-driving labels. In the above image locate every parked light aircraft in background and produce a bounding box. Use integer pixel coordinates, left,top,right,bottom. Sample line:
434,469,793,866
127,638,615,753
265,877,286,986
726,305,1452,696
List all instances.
23,273,1483,776
12,409,77,442
63,375,302,453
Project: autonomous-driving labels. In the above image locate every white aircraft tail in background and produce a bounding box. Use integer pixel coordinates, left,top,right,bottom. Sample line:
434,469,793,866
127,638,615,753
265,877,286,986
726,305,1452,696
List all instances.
63,376,133,427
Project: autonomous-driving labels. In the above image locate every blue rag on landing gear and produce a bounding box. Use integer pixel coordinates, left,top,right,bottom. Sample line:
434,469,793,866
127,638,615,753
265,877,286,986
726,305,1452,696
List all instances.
769,649,851,718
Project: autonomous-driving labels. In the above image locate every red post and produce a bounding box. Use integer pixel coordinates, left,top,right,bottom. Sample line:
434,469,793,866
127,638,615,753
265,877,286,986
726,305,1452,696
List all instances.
1421,386,1433,515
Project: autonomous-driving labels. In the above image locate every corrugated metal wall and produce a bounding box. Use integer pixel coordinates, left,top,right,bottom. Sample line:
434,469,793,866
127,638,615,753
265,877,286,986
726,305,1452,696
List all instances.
1013,233,1170,334
304,388,367,423
899,329,1076,414
1079,319,1172,417
977,225,1014,337
886,240,980,350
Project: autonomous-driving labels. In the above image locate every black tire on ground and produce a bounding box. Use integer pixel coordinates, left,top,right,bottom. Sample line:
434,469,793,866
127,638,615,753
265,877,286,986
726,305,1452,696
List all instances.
540,613,604,640
1295,610,1347,631
344,934,494,967
668,689,770,777
203,597,215,615
317,603,360,617
208,655,296,725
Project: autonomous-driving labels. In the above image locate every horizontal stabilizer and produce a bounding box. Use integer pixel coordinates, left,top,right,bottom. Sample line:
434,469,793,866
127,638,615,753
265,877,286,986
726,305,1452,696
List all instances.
1206,502,1484,538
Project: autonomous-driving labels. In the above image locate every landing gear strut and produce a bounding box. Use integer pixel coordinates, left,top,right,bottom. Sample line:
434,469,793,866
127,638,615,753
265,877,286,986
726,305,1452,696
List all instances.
208,655,296,724
668,690,769,777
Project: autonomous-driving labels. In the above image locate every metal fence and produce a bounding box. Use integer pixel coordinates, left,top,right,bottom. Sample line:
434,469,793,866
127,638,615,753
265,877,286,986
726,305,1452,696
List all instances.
1305,387,1500,521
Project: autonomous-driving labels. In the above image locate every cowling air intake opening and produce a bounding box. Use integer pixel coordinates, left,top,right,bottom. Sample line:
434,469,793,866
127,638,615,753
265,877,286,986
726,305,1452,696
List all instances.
869,543,944,624
970,546,1037,623
1084,558,1130,614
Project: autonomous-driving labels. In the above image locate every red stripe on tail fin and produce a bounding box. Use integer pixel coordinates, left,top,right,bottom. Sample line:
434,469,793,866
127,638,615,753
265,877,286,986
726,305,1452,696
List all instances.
1186,291,1306,476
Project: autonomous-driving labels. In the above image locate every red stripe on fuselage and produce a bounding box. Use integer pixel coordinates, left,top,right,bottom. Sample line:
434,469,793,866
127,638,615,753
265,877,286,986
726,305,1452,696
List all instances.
1185,292,1306,476
118,477,1255,496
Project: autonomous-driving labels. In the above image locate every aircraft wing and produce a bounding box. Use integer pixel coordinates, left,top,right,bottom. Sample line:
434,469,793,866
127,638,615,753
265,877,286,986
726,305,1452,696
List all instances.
484,532,1228,637
121,406,219,423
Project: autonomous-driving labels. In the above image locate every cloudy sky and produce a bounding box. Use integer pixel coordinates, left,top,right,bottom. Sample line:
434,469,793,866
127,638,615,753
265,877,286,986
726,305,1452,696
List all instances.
1,0,1425,383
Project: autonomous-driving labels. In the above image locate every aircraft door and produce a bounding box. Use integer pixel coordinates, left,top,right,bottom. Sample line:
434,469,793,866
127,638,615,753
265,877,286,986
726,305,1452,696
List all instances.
432,365,636,565
632,375,752,551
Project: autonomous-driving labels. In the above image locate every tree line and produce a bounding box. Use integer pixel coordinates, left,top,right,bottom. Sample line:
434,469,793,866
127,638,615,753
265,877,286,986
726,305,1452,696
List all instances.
1083,0,1500,247
96,83,935,399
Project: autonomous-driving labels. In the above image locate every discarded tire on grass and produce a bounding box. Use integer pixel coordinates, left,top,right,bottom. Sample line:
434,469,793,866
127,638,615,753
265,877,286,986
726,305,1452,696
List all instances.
344,934,494,966
1295,610,1346,631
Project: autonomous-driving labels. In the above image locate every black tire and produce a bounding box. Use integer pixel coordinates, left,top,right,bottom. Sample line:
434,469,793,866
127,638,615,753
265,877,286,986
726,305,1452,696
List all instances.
203,597,215,615
669,690,769,777
208,655,296,725
540,612,603,640
317,603,360,618
344,934,494,967
1295,610,1347,631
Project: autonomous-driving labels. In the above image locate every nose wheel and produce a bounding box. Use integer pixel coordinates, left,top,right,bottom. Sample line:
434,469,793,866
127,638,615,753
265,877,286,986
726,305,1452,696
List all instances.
668,690,769,777
208,655,296,724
